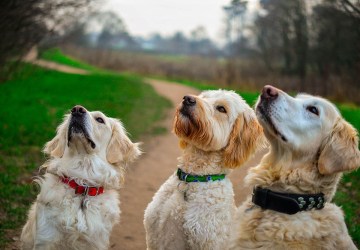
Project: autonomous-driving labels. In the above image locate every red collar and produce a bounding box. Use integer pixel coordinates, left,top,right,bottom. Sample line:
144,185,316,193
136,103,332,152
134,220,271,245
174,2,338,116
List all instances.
60,176,104,196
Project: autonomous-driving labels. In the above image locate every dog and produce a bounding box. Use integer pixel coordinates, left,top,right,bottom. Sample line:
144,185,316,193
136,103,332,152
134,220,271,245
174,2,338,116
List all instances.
21,105,141,250
144,90,264,250
229,86,360,250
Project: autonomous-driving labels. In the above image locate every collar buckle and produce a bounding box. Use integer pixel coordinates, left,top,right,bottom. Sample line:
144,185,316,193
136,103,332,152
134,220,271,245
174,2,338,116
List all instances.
61,176,104,196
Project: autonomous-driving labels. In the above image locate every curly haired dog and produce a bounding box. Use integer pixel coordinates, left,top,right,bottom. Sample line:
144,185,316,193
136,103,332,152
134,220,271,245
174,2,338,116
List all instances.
21,105,141,250
144,90,264,250
230,86,360,250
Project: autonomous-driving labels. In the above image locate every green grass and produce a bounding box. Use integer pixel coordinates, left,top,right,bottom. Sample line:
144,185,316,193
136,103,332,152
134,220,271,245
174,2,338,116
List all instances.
169,78,360,247
0,56,171,246
334,104,360,246
39,48,102,73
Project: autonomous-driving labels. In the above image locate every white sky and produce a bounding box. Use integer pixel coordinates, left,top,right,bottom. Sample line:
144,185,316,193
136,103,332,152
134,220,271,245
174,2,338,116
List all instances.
101,0,258,43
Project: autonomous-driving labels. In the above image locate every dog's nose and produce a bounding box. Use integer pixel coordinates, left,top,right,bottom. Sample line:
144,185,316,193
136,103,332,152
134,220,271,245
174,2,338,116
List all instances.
71,105,86,116
183,96,196,106
261,85,279,100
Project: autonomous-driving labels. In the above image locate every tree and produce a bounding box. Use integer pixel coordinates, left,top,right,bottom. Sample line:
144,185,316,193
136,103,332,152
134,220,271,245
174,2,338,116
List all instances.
223,0,248,56
255,0,309,79
189,26,216,55
0,0,97,75
312,0,360,76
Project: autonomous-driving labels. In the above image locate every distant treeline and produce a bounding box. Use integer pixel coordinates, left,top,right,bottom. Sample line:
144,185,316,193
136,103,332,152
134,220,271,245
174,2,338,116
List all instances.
1,0,359,103
61,44,360,105
57,0,360,103
58,11,220,57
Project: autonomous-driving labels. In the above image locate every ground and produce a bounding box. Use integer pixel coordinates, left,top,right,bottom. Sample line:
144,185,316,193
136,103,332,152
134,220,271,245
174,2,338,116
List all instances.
109,79,265,249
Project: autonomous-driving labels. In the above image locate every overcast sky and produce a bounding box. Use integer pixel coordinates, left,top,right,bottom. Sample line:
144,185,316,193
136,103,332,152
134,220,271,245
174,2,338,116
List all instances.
102,0,258,43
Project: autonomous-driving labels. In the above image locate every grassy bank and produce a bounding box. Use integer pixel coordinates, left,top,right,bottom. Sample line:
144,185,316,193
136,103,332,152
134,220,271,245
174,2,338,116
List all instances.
0,57,171,246
169,78,360,246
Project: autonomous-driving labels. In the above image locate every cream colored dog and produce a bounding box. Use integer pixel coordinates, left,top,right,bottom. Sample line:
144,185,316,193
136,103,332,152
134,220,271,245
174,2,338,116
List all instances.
144,90,264,250
21,105,141,250
230,86,360,250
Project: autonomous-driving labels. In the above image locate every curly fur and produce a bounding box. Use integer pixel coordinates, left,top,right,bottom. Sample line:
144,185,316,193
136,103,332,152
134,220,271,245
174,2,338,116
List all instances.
144,90,264,250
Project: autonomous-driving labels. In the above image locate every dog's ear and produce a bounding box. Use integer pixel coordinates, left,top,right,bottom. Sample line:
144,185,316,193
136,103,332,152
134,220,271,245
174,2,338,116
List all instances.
223,112,264,168
318,118,360,175
43,117,68,158
107,119,142,166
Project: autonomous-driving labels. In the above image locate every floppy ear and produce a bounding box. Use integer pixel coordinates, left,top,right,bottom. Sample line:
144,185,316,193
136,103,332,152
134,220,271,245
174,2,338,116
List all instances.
223,113,264,168
318,119,360,175
106,119,142,166
43,117,68,158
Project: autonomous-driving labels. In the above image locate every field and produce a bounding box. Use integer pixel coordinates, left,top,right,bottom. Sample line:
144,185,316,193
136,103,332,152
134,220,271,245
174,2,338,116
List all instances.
0,49,359,247
60,45,360,105
0,58,171,246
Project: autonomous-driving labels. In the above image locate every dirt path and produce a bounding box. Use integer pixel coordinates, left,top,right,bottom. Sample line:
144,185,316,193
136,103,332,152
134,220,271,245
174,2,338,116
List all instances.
29,59,89,75
109,79,266,250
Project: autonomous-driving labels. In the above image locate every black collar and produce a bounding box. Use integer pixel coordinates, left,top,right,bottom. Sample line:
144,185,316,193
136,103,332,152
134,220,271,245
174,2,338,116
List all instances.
252,187,325,215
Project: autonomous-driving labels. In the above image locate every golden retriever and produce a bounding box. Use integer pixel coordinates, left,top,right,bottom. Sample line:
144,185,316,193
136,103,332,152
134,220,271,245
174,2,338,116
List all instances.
21,105,141,250
144,90,264,250
230,86,360,249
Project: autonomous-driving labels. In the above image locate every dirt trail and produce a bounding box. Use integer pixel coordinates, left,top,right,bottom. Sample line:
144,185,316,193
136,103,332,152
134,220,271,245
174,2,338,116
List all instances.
110,79,266,250
23,47,89,75
29,59,89,75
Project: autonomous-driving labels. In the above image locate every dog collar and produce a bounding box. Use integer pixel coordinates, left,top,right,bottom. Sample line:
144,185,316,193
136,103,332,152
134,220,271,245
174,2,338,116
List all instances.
60,176,104,196
252,187,325,215
177,168,226,182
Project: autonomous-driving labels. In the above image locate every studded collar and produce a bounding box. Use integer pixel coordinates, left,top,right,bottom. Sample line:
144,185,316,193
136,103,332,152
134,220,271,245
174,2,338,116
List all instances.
252,187,325,215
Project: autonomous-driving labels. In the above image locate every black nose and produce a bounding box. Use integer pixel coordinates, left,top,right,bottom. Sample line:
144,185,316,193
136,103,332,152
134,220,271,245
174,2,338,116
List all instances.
261,85,279,100
71,105,86,116
183,95,196,106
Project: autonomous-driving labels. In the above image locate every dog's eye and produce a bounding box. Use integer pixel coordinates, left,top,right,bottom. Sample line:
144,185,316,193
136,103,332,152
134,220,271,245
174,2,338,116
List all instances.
306,106,319,116
96,117,105,124
216,106,227,113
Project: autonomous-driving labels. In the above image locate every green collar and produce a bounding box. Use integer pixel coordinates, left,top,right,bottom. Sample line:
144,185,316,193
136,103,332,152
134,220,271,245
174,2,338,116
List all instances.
177,168,226,182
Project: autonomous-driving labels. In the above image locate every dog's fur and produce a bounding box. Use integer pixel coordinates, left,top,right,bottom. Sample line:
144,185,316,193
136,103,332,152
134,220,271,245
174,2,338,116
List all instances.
144,90,264,250
230,86,360,250
21,107,141,250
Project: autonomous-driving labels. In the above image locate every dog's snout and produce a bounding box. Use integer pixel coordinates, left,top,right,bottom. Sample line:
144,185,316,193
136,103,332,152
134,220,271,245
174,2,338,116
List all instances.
183,96,196,106
261,85,279,100
71,105,86,116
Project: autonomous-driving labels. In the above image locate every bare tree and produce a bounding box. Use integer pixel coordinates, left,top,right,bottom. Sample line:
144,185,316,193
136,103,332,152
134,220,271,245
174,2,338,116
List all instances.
223,0,248,56
0,0,97,77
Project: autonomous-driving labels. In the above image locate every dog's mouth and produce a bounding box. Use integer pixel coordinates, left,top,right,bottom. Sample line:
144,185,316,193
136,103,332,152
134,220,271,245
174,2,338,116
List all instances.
180,105,192,117
179,105,198,125
67,120,96,149
256,104,287,142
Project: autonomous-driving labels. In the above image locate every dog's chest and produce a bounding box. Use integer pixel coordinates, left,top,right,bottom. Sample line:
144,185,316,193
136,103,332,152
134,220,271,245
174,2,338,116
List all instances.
37,183,120,236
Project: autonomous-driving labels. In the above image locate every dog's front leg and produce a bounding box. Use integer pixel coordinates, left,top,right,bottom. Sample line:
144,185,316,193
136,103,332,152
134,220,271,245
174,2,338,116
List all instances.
21,203,37,250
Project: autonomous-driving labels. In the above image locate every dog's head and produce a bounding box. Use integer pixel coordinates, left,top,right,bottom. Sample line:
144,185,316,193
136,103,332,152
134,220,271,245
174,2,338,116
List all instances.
256,85,360,175
43,105,141,167
173,90,264,168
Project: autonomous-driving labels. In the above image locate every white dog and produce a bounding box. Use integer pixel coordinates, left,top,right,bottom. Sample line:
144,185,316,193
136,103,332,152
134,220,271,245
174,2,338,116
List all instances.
144,90,264,250
230,86,360,249
21,105,141,250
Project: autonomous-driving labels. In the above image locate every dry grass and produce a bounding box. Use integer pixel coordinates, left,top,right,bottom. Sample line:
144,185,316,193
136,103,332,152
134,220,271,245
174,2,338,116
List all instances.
60,45,360,105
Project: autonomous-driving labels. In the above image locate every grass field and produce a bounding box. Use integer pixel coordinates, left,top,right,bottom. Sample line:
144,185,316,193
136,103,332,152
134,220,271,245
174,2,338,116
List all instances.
0,57,171,246
170,78,360,246
40,48,102,73
1,49,359,247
